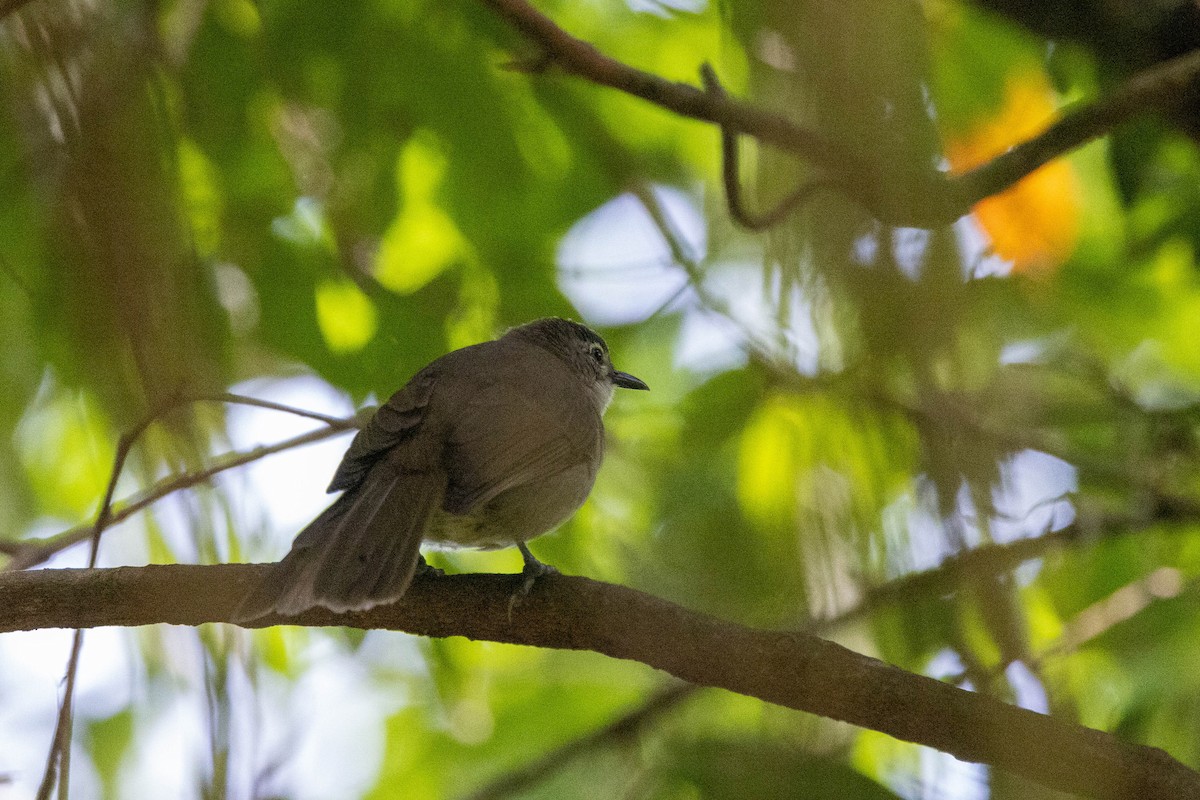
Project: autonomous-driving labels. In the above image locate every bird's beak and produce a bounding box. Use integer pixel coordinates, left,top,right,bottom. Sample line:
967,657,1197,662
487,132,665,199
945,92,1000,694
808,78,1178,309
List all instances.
612,370,649,391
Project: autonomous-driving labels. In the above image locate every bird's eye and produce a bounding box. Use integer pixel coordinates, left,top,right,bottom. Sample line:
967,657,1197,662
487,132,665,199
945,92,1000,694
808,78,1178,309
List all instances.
589,344,605,363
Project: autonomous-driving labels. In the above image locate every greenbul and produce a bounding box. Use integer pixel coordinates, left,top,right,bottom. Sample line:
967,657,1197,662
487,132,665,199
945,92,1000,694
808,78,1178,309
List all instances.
236,318,648,619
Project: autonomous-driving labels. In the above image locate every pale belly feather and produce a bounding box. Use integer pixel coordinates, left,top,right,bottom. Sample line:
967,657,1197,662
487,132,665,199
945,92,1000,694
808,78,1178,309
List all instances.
424,461,597,549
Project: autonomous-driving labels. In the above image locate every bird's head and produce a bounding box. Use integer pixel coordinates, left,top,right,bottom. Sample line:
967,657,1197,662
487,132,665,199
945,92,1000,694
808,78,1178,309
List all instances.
509,317,648,410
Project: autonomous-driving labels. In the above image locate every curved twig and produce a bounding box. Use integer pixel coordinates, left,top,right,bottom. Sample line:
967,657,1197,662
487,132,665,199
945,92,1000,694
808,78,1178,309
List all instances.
700,64,845,230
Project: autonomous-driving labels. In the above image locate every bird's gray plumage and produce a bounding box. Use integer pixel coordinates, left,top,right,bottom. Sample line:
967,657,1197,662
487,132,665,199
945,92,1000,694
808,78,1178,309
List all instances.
234,318,647,621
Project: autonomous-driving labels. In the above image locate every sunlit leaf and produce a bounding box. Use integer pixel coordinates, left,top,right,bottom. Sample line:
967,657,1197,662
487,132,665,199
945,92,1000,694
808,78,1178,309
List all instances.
315,279,378,353
14,389,114,520
374,132,471,294
944,71,1082,274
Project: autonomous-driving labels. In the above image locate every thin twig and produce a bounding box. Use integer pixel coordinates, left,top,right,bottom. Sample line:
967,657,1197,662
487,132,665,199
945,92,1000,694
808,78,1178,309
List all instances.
39,631,79,800
629,182,805,372
200,392,351,426
4,413,363,571
462,683,697,800
700,64,844,231
27,395,362,798
35,418,148,800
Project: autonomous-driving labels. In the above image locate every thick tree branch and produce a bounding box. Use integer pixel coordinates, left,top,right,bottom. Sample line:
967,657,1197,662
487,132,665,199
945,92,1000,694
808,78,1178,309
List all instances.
459,507,1144,800
479,0,1200,227
3,565,1198,800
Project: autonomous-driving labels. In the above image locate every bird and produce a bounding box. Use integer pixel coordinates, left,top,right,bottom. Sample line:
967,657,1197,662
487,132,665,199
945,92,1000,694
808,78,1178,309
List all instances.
234,317,648,620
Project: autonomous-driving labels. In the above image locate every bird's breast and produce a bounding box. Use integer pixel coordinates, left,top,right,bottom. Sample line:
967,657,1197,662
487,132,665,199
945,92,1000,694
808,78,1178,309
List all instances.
425,461,598,549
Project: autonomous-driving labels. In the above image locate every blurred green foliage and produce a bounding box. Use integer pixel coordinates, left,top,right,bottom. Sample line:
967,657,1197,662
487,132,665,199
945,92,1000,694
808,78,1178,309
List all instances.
6,0,1200,798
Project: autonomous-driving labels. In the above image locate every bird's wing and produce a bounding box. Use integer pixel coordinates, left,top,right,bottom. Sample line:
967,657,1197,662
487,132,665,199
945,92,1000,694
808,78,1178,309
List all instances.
327,368,437,493
441,376,600,516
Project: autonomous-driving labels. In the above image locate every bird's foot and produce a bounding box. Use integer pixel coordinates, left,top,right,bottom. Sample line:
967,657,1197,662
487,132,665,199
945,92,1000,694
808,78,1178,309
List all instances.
517,542,559,593
509,543,558,619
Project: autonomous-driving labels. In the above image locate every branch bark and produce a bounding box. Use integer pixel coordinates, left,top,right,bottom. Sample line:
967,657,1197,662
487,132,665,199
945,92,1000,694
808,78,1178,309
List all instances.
478,0,859,181
479,0,1200,227
3,564,1198,800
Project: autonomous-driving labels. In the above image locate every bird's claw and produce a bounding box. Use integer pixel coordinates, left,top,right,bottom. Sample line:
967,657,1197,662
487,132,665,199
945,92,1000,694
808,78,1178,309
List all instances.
519,558,559,595
509,543,559,620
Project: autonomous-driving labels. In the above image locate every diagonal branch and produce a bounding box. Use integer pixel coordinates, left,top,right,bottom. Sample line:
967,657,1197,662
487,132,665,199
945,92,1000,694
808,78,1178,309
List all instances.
462,496,1193,800
3,415,363,571
479,0,1200,227
478,0,854,176
462,683,696,800
1,565,1197,800
957,47,1200,209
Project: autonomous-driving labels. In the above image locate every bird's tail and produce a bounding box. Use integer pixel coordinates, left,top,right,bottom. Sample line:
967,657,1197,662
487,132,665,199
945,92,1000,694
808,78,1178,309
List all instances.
233,467,446,622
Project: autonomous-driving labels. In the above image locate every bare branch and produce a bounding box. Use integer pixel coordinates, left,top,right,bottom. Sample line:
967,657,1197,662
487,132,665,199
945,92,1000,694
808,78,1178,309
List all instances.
479,0,1200,227
1,565,1197,800
4,416,362,571
465,515,1090,799
34,630,80,800
957,47,1200,209
36,406,162,800
478,0,855,175
463,683,697,800
461,506,1130,799
199,392,353,427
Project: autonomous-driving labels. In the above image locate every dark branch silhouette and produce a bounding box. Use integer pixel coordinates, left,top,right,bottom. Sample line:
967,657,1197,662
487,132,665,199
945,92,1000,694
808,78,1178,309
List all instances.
699,64,846,230
2,565,1198,800
479,0,1200,227
477,0,854,174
